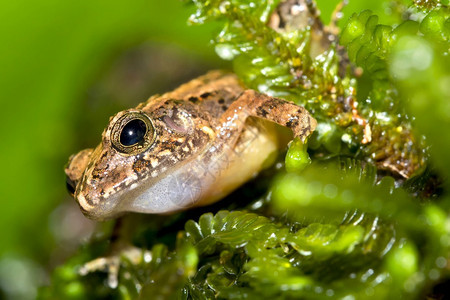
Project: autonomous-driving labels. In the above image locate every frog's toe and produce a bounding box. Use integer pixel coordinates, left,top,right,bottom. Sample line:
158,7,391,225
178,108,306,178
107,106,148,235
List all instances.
78,256,120,288
78,246,148,289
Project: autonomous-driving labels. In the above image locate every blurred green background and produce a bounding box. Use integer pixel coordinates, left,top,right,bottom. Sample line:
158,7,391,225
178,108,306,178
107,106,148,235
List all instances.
0,0,400,298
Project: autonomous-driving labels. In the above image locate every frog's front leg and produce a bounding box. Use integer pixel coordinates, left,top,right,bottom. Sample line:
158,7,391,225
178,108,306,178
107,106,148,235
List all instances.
77,216,152,288
217,89,317,144
79,245,147,288
189,90,316,207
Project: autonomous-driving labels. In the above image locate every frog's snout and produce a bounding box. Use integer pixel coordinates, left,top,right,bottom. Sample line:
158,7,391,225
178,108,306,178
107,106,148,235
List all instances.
64,149,93,196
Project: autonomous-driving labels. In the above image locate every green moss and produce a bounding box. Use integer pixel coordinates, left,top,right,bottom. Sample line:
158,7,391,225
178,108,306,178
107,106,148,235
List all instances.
285,138,311,173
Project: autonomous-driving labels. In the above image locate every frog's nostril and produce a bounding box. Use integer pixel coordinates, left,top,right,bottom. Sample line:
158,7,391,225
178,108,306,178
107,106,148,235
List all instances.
66,176,76,196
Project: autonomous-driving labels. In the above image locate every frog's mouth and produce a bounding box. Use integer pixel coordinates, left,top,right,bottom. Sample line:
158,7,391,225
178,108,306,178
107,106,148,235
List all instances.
67,145,117,220
67,144,143,221
65,147,121,221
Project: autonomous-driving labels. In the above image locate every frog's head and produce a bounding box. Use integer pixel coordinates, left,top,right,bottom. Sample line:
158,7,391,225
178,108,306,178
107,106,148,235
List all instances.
65,104,211,220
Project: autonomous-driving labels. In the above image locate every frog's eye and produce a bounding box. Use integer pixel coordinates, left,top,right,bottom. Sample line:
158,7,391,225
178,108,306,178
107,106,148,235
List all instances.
111,111,155,155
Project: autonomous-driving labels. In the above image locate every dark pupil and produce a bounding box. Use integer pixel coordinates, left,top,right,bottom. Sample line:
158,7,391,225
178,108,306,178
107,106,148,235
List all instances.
120,119,147,146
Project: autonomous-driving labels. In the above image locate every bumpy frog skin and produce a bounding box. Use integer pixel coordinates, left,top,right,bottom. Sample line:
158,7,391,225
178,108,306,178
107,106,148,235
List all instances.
65,71,316,220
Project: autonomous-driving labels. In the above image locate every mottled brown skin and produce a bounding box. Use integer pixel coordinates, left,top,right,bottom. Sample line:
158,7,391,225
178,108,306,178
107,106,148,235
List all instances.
66,71,316,220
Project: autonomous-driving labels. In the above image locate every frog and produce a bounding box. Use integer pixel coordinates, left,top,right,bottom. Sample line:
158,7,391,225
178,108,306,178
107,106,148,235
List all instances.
65,70,317,221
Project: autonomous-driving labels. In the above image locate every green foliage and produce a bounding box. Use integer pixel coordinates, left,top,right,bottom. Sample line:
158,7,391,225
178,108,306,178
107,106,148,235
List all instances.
340,11,418,80
182,210,397,298
285,138,311,172
188,0,434,178
389,28,450,178
340,8,448,108
191,0,311,96
40,0,450,299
